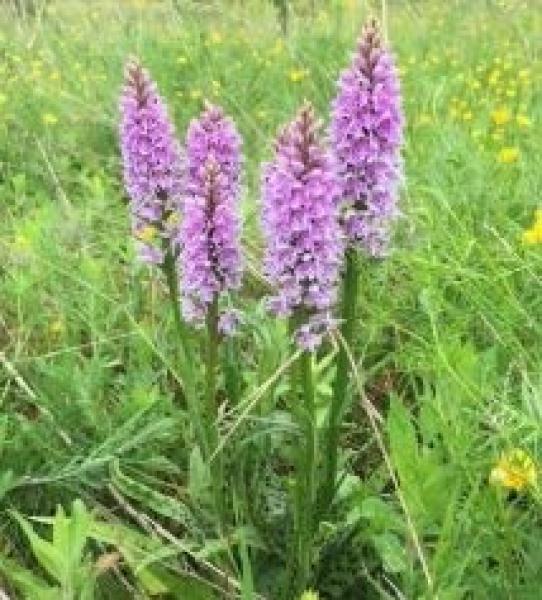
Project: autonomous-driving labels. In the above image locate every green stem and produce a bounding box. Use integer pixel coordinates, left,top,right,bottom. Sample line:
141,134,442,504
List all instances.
205,296,219,430
162,248,207,456
285,314,318,596
206,296,225,519
319,249,359,517
297,349,317,592
163,248,191,365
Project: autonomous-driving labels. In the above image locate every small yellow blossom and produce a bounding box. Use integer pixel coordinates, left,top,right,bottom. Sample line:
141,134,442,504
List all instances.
211,80,221,96
190,89,202,100
42,113,58,126
488,69,500,86
166,212,179,227
288,68,308,83
497,147,519,164
490,449,537,491
136,225,157,243
13,234,31,252
49,319,65,337
210,30,223,45
491,107,511,127
298,591,319,600
516,114,532,128
462,111,473,122
522,209,542,245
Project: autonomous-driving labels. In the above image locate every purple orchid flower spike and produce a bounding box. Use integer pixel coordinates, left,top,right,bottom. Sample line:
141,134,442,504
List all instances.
330,18,404,256
119,58,183,265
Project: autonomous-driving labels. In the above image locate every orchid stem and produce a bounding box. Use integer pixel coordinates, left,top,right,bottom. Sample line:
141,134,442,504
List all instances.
319,248,359,517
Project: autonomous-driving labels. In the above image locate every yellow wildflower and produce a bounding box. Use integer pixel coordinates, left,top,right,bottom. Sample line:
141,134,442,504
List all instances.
490,449,537,491
448,107,459,119
497,147,519,164
516,114,532,128
488,69,500,86
136,225,157,243
462,111,473,122
299,591,319,600
491,107,510,127
522,209,542,245
49,319,65,337
13,234,31,252
288,68,308,83
190,89,202,100
42,113,58,126
210,30,223,45
166,212,179,227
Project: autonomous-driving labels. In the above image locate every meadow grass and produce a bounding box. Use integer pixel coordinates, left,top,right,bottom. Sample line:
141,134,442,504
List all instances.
0,0,541,598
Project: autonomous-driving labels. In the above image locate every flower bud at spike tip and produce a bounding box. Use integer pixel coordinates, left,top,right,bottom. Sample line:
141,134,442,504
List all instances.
179,103,243,327
331,19,404,256
119,58,183,265
262,102,343,349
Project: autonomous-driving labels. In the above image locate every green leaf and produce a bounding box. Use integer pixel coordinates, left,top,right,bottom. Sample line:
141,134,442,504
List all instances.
387,397,418,483
359,496,404,533
188,446,211,504
0,555,58,600
371,532,407,573
10,512,65,584
110,460,200,536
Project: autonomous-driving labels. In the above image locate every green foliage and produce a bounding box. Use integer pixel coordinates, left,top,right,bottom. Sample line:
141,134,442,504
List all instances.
4,500,96,599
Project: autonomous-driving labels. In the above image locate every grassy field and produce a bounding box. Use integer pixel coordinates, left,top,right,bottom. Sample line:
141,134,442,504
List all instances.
1,0,542,598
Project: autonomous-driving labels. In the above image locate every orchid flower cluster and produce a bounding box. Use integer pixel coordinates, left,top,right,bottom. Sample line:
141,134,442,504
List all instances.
119,19,404,595
119,19,403,347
